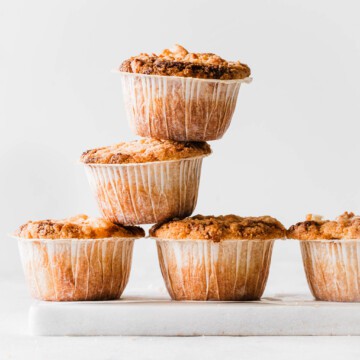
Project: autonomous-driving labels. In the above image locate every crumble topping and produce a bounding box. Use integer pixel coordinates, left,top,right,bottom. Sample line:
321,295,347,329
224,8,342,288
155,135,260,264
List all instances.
80,138,211,164
288,212,360,240
120,44,251,80
150,214,286,241
15,214,145,239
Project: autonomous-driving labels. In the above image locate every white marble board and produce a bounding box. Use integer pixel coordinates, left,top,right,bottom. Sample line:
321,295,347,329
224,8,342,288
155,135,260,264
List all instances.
28,293,360,336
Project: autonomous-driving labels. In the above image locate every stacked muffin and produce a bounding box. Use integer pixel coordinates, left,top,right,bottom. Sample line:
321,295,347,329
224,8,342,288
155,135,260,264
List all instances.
80,139,211,225
14,45,360,303
119,44,251,141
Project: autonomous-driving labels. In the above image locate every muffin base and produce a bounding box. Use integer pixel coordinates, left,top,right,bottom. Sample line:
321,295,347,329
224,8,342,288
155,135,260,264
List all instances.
300,240,360,302
119,72,251,142
155,238,274,301
84,156,206,225
18,237,135,301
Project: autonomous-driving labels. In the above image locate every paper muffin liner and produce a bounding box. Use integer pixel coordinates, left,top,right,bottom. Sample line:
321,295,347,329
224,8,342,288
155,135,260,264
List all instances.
118,71,251,142
300,240,360,302
84,156,205,225
154,238,275,301
17,237,135,301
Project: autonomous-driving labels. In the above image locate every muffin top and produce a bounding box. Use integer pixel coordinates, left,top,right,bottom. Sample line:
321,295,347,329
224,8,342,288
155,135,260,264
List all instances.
80,138,211,165
119,44,251,80
150,215,286,241
287,212,360,240
15,214,145,239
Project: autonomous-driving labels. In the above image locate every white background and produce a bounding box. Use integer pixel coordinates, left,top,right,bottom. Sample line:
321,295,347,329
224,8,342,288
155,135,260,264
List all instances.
1,0,360,358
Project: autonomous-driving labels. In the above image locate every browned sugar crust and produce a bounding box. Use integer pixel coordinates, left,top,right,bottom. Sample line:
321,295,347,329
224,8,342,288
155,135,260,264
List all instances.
150,215,286,241
120,44,251,80
15,214,145,239
287,212,360,240
80,138,211,164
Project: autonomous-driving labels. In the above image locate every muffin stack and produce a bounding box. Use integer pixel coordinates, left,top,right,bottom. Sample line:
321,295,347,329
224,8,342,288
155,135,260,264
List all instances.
14,45,360,303
78,44,277,302
15,44,260,302
80,45,282,301
81,44,251,226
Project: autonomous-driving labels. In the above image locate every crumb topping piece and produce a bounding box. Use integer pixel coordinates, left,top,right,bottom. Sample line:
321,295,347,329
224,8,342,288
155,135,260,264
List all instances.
150,215,286,241
80,138,211,165
287,212,360,240
120,44,251,80
15,214,145,239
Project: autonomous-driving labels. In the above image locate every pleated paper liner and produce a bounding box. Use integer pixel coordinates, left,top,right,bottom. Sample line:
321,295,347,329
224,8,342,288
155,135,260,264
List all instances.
300,239,360,302
83,155,208,225
17,237,136,301
117,71,252,142
154,238,275,301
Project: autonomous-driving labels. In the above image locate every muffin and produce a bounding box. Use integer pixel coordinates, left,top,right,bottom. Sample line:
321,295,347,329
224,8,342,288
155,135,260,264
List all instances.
14,214,144,301
150,215,286,301
288,212,360,302
118,44,251,141
81,139,211,225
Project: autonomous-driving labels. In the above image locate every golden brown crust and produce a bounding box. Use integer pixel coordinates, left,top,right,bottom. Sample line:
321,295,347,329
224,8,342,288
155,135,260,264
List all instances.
120,44,251,80
80,138,211,164
150,215,286,241
287,212,360,240
15,214,145,239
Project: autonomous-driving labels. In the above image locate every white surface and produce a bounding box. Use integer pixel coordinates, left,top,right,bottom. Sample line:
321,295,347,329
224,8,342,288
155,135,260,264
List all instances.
1,280,360,360
30,293,360,336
